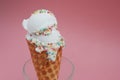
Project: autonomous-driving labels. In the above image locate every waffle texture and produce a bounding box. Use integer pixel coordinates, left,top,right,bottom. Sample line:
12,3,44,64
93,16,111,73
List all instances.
27,40,62,80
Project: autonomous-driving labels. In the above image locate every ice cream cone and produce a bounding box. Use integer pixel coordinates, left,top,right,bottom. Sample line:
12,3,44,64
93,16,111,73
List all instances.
22,9,65,80
27,40,62,80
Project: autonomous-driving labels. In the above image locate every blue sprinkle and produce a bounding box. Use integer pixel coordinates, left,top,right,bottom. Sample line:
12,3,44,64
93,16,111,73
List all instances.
46,52,50,54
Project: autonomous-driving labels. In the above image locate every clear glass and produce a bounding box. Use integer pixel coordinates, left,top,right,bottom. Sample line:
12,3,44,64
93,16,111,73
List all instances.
23,56,75,80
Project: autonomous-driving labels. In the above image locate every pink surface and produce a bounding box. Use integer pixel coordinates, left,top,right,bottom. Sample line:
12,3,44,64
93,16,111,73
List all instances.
0,0,120,80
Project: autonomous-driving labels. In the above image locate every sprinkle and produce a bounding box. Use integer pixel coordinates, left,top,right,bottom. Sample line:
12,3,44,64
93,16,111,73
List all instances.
28,35,65,61
32,24,57,36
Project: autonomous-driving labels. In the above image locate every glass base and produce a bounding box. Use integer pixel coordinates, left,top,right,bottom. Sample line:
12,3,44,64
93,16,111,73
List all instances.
23,56,75,80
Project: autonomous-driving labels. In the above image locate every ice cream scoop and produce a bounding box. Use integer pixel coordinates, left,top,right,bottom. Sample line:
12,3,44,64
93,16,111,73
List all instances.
30,28,61,43
22,9,57,34
22,9,65,61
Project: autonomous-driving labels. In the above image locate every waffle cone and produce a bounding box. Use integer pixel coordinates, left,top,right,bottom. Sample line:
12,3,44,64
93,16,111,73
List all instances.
27,40,62,80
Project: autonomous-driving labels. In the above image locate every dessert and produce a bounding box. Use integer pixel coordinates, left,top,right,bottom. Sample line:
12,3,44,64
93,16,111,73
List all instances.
22,9,65,80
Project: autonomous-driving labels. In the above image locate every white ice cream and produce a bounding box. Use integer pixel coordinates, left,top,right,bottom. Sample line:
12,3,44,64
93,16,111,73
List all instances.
26,28,61,43
22,10,57,34
32,29,61,43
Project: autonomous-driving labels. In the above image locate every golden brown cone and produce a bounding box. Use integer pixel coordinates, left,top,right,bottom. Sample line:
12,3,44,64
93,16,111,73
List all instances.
27,40,62,80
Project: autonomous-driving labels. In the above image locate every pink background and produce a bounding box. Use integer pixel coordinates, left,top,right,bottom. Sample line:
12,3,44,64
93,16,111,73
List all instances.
0,0,120,80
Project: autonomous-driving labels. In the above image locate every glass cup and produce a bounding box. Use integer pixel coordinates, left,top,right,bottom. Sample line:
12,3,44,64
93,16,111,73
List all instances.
23,56,75,80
